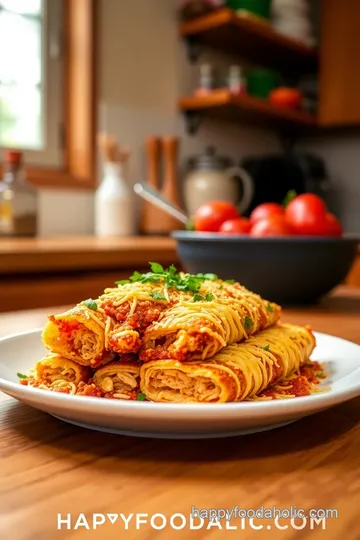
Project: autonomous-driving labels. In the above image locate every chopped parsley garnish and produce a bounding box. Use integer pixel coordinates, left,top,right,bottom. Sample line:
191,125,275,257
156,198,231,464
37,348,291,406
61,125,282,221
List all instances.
17,372,27,379
126,263,220,297
115,279,130,286
149,262,164,274
136,393,147,401
130,271,143,283
267,304,275,312
315,372,325,378
196,273,218,281
244,316,254,329
193,293,214,302
218,285,223,290
225,279,236,284
150,291,167,301
263,345,270,352
84,299,98,310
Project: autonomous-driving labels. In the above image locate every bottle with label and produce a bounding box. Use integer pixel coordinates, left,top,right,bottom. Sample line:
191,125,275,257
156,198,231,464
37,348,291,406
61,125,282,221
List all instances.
0,150,38,236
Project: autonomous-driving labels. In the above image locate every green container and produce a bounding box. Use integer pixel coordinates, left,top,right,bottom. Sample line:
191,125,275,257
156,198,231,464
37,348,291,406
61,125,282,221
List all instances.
246,69,279,99
227,0,272,20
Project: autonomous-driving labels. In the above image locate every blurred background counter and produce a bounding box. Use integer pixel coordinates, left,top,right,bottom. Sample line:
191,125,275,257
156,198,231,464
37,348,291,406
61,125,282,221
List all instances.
0,236,178,312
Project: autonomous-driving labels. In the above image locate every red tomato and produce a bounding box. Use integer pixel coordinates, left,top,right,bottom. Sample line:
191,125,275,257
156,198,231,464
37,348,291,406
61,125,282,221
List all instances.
194,201,239,232
269,88,303,109
250,215,293,237
250,203,284,225
323,213,343,237
285,194,328,236
219,218,251,234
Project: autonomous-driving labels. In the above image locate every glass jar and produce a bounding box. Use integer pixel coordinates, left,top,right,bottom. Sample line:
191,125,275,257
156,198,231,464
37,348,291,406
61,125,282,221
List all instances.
0,150,38,236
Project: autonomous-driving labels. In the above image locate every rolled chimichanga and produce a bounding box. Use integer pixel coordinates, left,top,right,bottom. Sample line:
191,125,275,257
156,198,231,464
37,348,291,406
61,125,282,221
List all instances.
140,281,281,363
42,265,280,366
93,360,140,399
22,353,91,394
42,281,186,366
42,304,114,368
97,282,183,354
140,324,316,403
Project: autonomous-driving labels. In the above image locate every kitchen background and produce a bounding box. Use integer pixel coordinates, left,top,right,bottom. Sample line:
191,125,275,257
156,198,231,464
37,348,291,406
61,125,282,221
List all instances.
1,0,360,311
1,0,359,235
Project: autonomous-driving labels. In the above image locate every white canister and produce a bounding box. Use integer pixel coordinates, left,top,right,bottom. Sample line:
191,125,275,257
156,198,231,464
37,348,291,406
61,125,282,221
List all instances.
95,162,135,236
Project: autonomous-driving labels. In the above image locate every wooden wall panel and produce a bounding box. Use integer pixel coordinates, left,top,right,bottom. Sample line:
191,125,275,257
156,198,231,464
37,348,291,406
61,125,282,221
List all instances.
319,0,360,126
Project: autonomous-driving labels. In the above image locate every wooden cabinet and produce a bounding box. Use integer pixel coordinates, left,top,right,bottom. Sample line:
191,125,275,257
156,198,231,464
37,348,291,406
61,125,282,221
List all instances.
179,9,318,132
319,0,360,126
179,3,360,131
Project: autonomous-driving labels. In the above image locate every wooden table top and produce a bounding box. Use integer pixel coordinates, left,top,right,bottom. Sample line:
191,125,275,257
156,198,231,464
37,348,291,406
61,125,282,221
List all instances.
0,236,178,275
1,287,360,540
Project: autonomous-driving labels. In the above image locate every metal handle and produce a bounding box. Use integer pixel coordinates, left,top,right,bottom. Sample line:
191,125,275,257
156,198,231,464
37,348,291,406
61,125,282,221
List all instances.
134,183,189,225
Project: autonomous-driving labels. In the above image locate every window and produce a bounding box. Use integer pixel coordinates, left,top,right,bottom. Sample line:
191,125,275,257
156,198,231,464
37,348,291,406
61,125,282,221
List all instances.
0,0,96,188
0,0,63,166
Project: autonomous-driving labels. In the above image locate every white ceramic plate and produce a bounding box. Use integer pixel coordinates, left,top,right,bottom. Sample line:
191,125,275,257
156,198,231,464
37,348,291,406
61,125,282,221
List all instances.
1,329,360,439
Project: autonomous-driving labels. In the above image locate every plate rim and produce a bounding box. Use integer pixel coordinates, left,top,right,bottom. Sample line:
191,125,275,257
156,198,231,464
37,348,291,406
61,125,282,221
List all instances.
1,328,360,419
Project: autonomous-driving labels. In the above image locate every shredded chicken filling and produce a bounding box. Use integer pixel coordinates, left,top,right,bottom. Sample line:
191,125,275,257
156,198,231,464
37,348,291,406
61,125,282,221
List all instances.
72,332,98,360
97,372,138,394
149,370,220,402
142,329,215,361
40,366,77,384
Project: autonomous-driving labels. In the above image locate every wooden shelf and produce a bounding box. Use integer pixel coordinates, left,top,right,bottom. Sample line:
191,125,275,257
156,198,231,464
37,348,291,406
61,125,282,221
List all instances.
180,9,318,73
179,90,317,132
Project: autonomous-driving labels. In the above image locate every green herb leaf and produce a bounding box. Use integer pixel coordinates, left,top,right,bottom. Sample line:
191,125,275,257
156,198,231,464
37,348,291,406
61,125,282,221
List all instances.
168,264,177,276
129,271,143,283
315,372,325,378
194,293,214,302
244,316,254,329
149,262,164,274
179,276,201,293
150,291,167,301
267,303,275,312
125,263,217,296
84,299,98,310
17,372,27,379
115,279,130,286
218,285,223,290
282,189,297,208
263,345,270,352
196,273,218,281
136,393,147,401
225,279,236,284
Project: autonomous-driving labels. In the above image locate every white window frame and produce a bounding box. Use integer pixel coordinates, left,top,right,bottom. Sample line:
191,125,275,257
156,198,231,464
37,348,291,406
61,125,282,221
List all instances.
0,0,64,167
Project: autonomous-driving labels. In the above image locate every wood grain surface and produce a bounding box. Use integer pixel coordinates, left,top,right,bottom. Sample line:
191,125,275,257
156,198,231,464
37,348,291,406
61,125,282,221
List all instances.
1,287,360,540
0,236,179,312
0,236,178,274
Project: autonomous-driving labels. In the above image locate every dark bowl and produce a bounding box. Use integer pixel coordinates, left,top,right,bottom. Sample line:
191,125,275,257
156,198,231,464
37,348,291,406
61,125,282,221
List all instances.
172,232,359,305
